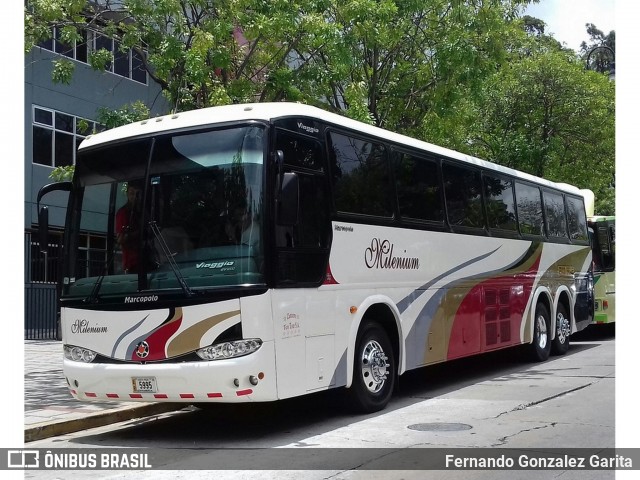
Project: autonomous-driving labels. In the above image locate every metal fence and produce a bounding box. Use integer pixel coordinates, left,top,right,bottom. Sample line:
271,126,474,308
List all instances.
24,230,62,340
24,229,109,340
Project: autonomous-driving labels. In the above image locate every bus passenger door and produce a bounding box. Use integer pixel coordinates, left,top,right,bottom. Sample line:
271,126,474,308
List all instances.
271,127,333,398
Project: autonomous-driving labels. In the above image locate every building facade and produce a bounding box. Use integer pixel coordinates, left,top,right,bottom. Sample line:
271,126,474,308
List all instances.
25,40,169,339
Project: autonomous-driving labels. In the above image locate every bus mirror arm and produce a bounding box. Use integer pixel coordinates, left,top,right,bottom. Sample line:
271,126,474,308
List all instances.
274,150,300,225
38,206,49,254
275,150,285,173
37,181,72,207
274,150,285,194
36,181,72,254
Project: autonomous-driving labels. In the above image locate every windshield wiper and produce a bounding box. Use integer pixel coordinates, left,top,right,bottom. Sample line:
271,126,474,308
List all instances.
85,246,117,304
148,221,194,297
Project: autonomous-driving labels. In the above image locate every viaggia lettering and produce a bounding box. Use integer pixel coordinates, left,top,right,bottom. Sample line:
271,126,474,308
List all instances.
297,122,319,134
196,261,235,269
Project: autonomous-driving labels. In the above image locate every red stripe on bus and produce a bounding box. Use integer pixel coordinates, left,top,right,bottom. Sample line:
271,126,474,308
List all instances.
154,394,168,399
207,393,223,398
85,392,97,397
106,393,119,398
236,389,253,396
179,393,195,399
130,394,143,398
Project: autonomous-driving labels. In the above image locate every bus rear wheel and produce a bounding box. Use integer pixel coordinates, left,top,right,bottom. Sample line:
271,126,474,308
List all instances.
348,321,396,413
530,303,551,362
552,303,571,355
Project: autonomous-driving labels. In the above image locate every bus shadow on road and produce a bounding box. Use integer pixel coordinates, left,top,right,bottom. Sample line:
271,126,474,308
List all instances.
571,322,615,341
391,336,604,406
68,329,611,449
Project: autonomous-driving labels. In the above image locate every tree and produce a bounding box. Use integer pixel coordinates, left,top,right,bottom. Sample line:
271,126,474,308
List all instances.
580,23,615,75
25,0,530,122
469,48,615,214
27,1,614,213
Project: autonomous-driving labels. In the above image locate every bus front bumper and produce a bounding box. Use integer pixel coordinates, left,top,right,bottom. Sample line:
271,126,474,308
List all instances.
62,341,277,403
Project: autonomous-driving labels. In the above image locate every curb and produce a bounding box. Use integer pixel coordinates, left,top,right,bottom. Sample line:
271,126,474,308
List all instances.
25,403,184,442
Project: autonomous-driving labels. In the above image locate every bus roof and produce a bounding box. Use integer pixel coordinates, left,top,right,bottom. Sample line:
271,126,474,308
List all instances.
79,102,586,196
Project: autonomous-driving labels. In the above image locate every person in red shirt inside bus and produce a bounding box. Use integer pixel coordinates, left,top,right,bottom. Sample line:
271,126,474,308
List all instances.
115,180,142,273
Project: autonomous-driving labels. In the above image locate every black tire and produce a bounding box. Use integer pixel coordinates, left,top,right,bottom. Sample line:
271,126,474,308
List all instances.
551,303,571,355
348,321,396,413
529,303,552,362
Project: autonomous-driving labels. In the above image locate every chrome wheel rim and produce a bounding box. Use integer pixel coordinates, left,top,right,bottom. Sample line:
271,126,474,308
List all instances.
536,314,548,349
556,312,570,344
360,340,390,393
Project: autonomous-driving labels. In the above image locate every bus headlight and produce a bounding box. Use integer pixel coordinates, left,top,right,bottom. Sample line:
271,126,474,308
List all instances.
196,339,262,361
64,345,97,363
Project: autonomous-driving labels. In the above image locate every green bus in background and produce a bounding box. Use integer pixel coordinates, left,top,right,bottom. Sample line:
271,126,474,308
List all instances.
581,189,615,325
588,215,615,325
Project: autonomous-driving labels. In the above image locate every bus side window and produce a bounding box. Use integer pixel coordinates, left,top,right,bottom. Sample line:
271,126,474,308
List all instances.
394,152,444,223
328,131,393,218
515,182,544,237
483,174,517,233
597,224,614,271
543,190,568,239
565,196,589,242
442,162,485,230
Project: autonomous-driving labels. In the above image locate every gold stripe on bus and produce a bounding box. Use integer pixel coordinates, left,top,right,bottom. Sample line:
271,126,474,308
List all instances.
167,310,241,357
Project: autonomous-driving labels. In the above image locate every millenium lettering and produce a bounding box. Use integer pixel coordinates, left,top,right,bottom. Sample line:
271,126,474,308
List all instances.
71,319,108,334
364,238,420,270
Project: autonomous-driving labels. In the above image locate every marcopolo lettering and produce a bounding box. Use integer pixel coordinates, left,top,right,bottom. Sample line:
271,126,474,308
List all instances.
124,295,159,304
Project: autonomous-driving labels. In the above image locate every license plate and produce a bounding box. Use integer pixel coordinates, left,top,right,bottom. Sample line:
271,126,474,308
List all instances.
132,377,157,393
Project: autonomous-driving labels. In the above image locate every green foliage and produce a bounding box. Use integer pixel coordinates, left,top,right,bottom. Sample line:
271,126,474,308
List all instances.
51,58,74,84
26,0,614,213
580,23,615,75
88,48,113,72
97,101,150,129
25,0,88,51
469,49,615,215
49,165,74,182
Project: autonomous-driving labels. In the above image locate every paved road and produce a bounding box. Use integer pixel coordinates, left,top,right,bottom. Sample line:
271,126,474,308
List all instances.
25,329,617,479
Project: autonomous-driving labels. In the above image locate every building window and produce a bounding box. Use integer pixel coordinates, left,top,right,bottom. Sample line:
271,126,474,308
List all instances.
31,106,103,168
37,27,148,85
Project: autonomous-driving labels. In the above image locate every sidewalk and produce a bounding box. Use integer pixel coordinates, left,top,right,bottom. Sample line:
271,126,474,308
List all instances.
24,340,182,442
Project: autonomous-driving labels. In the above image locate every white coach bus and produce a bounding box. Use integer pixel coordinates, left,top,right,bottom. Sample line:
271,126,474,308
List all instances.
38,102,593,413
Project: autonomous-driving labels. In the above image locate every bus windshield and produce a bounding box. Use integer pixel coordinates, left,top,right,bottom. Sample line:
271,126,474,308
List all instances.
64,125,265,300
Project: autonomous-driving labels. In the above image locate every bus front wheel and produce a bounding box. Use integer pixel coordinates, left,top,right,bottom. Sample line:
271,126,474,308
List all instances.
530,303,552,362
348,321,396,413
